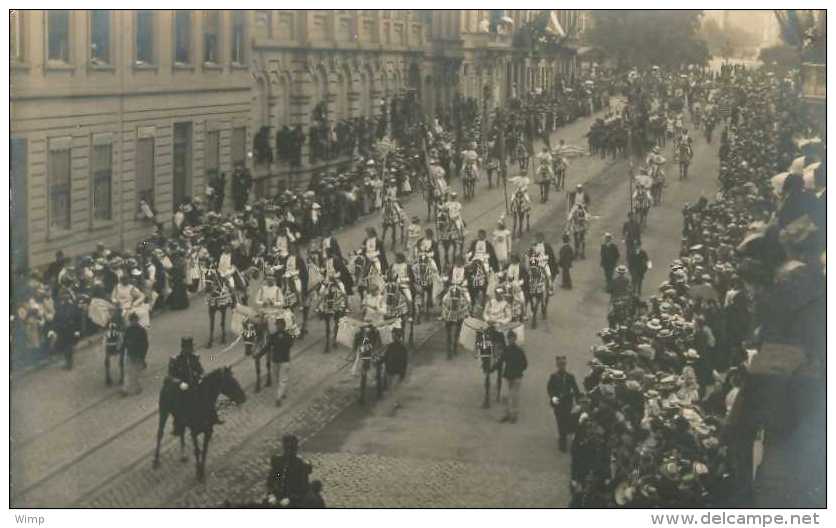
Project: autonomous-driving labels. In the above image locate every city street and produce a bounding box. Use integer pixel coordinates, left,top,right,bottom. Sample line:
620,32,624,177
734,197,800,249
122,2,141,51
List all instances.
11,110,719,508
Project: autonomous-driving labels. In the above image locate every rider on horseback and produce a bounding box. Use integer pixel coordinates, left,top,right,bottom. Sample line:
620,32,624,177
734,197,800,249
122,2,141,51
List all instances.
388,253,413,304
499,253,528,321
443,192,465,235
531,232,557,295
461,142,480,177
483,287,513,345
168,337,222,433
468,229,499,273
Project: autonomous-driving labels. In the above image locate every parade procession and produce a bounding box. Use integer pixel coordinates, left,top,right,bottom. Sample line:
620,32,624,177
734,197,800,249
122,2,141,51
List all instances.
8,7,828,517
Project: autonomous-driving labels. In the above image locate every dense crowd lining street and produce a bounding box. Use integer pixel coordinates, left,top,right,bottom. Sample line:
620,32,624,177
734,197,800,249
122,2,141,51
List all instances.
12,100,720,507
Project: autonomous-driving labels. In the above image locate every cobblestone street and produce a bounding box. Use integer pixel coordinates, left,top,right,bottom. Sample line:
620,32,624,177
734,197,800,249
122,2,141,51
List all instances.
12,109,719,508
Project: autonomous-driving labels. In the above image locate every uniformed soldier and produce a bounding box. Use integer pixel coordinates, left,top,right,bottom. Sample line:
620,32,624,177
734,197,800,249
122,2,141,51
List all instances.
547,355,581,452
168,337,221,433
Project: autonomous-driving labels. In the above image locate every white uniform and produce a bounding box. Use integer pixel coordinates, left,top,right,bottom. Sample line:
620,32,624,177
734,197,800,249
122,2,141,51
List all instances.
256,284,283,310
390,262,412,302
445,201,464,232
483,298,512,326
492,228,512,265
471,239,491,269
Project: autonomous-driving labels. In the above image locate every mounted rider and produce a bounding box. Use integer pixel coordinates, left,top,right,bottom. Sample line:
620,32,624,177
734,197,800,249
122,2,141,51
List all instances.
443,191,465,235
530,232,557,294
168,336,222,432
416,228,441,275
388,252,414,304
460,142,480,178
468,229,499,273
362,227,388,275
568,183,591,209
499,253,528,321
483,287,513,344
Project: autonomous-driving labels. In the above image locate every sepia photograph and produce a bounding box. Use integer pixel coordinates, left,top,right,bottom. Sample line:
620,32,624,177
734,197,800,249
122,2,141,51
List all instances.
6,3,829,519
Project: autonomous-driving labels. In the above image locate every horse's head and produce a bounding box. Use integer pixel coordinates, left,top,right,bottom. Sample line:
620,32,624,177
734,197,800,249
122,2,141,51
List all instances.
215,366,247,405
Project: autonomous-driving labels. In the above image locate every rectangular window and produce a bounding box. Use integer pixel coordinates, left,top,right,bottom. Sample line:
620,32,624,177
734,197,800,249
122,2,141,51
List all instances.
92,144,113,221
255,10,272,40
135,137,155,207
203,11,220,63
47,10,70,63
174,11,192,64
48,144,72,231
231,127,246,167
173,123,193,207
90,10,110,64
10,10,24,62
231,11,245,64
135,10,154,64
206,130,220,183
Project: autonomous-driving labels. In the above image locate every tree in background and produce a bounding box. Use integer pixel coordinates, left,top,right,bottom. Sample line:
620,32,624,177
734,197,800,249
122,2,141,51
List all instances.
587,10,709,69
758,45,802,74
700,18,763,59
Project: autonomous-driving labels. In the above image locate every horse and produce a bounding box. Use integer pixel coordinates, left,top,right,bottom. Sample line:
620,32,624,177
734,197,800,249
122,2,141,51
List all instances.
567,205,589,259
676,140,693,180
525,255,549,329
411,254,437,324
464,258,490,316
205,270,237,348
462,163,478,201
382,277,414,347
353,324,386,404
240,315,272,393
436,208,464,269
476,326,503,408
153,367,247,481
633,188,653,229
440,283,470,359
381,198,405,250
649,165,666,206
510,189,531,238
103,319,125,387
315,279,348,354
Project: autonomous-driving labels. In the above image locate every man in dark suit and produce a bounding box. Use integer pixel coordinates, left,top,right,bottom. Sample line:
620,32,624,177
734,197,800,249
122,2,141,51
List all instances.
496,331,528,424
558,234,575,289
266,319,295,406
547,355,581,452
627,241,649,296
266,433,312,507
599,232,620,292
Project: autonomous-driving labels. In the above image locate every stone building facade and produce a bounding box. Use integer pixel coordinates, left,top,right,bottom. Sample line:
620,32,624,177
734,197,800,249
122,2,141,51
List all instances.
11,9,582,271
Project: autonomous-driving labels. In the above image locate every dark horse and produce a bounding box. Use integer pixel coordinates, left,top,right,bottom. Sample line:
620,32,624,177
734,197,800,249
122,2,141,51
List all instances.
242,316,270,392
476,326,503,408
205,270,237,348
153,367,246,481
525,255,549,329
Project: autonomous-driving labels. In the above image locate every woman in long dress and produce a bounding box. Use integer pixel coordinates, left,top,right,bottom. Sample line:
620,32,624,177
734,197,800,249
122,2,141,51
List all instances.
168,254,190,310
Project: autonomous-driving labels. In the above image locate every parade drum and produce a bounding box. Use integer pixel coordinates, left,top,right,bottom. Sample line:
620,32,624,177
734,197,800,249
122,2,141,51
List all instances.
88,298,116,327
498,322,525,345
230,304,257,335
377,319,401,346
458,317,487,352
337,317,364,349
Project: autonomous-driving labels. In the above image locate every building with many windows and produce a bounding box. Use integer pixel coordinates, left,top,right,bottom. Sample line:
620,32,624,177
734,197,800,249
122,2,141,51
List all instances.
10,9,583,272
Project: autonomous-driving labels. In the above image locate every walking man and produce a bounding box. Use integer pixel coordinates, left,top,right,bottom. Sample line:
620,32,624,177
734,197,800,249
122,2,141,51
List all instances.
266,319,295,406
627,242,650,296
121,312,149,396
547,355,581,452
558,234,575,289
266,434,312,508
497,331,528,424
599,233,620,292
